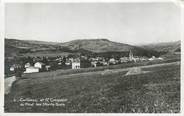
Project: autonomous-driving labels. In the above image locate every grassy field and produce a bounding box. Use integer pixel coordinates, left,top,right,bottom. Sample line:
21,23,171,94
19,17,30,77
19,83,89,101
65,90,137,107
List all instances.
22,59,180,79
5,62,180,113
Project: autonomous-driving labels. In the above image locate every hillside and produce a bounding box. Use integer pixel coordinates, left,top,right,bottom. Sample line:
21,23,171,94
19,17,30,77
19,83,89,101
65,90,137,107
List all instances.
5,38,160,57
60,39,134,53
5,39,59,57
5,44,30,57
5,39,58,49
60,39,159,57
140,41,181,53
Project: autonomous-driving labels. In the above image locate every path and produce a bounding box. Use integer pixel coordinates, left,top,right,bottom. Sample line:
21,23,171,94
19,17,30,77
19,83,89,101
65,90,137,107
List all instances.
5,76,16,94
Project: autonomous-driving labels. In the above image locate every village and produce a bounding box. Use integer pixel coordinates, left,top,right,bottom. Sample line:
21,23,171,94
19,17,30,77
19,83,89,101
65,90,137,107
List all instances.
6,50,164,77
4,2,181,113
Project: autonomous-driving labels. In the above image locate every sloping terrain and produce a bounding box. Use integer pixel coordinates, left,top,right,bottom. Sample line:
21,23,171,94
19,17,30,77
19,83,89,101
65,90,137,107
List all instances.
5,38,160,57
140,41,181,61
5,44,31,57
61,39,134,52
5,62,180,113
141,41,181,53
5,39,58,57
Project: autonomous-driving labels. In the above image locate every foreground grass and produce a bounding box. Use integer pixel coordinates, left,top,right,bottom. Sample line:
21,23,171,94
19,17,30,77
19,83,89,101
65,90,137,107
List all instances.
5,63,180,113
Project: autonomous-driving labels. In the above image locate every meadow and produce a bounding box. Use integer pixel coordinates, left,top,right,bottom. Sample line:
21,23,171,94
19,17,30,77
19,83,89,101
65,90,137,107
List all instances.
5,61,180,113
21,58,179,79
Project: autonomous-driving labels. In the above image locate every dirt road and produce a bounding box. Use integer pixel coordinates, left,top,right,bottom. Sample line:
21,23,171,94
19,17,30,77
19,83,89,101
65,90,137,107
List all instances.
5,76,16,94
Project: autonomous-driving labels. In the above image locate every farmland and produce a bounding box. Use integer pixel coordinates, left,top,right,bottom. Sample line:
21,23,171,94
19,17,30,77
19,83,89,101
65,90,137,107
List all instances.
5,61,180,113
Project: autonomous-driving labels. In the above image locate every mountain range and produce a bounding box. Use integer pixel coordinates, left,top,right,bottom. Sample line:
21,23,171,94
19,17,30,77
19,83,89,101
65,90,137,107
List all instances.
5,38,180,57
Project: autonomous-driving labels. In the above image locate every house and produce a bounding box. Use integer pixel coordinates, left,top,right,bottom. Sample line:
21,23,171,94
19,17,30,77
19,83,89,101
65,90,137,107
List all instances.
133,56,140,62
65,59,71,66
24,67,39,73
72,58,80,69
89,58,96,61
10,64,22,71
109,58,116,65
81,56,88,60
56,57,62,61
120,57,129,63
58,62,62,65
10,66,15,71
34,62,45,69
72,62,80,69
91,61,97,67
140,57,148,61
101,61,108,66
24,62,31,68
148,56,156,61
69,58,74,62
158,57,164,60
45,65,51,71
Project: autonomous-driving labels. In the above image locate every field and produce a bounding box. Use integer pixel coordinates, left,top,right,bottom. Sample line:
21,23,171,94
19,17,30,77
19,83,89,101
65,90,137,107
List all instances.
5,62,180,113
21,58,180,79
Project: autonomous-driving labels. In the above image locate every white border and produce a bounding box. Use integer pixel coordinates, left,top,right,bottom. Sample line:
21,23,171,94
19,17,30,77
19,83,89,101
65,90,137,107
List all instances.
0,0,183,116
0,0,5,115
1,0,178,3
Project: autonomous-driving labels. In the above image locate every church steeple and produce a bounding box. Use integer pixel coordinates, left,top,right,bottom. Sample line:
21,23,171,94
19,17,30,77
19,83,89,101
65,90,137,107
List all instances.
129,50,133,61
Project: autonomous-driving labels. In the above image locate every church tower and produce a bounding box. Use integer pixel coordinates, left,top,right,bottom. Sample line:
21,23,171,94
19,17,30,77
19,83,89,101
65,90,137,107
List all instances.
129,50,134,61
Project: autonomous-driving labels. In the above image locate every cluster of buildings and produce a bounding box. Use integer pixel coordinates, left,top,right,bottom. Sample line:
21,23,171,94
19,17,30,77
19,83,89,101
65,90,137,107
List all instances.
23,58,81,73
9,57,81,74
9,50,164,74
89,50,151,67
9,62,47,74
148,56,164,61
24,62,46,73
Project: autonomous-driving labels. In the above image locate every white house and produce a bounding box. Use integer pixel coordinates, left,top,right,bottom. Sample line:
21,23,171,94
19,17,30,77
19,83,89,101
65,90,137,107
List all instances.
148,56,156,61
24,62,31,68
10,66,15,71
65,61,71,66
58,62,62,65
158,57,164,60
34,62,45,69
72,62,80,69
24,67,39,73
72,58,80,69
109,58,116,64
91,61,97,67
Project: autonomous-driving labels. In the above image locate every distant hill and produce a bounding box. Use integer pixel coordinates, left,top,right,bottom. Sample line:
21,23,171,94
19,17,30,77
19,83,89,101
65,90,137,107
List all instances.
5,38,160,57
60,39,134,53
5,39,59,57
60,39,160,57
22,40,59,45
5,39,58,49
140,41,181,53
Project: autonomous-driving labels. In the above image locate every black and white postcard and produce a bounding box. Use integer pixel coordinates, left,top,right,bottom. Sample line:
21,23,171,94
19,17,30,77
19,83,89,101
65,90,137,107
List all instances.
0,0,183,115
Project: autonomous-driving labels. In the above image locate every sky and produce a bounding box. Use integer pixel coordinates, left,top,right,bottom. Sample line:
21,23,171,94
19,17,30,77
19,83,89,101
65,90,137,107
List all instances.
5,2,181,45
